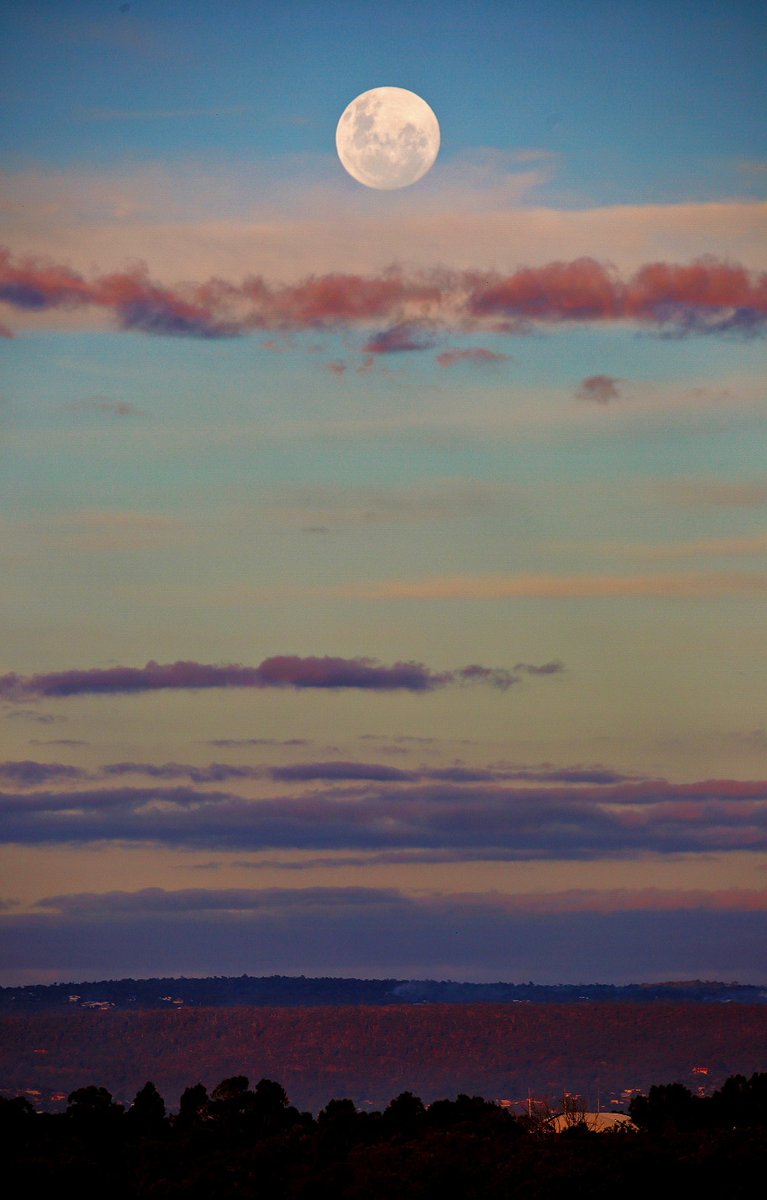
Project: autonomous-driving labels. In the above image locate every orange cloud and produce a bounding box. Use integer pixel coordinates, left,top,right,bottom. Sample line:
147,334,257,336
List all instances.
335,571,767,600
436,347,512,366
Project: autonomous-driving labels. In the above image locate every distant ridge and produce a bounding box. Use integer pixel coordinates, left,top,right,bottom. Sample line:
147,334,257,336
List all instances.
1,974,765,1012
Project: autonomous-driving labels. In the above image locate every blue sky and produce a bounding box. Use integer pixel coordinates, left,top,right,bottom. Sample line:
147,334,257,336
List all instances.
3,0,765,199
1,0,766,986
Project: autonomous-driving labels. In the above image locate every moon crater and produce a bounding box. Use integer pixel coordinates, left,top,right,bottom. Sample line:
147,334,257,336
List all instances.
336,87,440,190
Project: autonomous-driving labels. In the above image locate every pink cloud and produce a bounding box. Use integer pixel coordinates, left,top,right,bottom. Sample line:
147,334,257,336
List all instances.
468,256,767,335
627,258,767,331
436,347,512,367
0,249,237,338
3,247,765,340
251,272,440,327
576,374,622,403
0,246,93,309
469,258,622,323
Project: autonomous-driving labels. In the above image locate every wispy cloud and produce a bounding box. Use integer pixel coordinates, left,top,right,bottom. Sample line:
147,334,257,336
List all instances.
657,479,767,508
35,885,405,915
206,738,311,749
436,347,512,367
3,157,764,281
2,709,64,725
0,755,628,807
68,395,146,417
334,571,767,600
0,755,632,790
29,739,88,747
587,533,767,562
736,159,767,176
250,478,520,532
102,762,267,784
12,509,187,553
78,106,251,122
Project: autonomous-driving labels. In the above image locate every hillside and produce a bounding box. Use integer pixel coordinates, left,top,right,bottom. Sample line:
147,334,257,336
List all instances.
1,973,765,1013
3,1001,766,1114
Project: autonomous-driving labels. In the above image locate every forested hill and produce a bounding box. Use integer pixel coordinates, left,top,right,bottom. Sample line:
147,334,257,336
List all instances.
1,974,765,1012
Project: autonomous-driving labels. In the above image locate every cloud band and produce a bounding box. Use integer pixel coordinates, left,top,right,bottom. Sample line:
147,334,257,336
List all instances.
0,655,555,700
2,248,765,340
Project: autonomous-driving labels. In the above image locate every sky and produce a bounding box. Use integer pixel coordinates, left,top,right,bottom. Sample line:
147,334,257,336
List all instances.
1,0,766,987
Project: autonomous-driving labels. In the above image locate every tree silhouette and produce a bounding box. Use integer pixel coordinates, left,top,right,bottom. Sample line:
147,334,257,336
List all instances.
126,1081,167,1137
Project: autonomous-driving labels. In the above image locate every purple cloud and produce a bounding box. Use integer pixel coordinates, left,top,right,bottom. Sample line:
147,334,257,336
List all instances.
36,885,405,915
1,776,765,858
272,761,419,783
0,761,87,787
91,759,635,788
453,665,520,690
33,883,767,919
0,654,554,700
363,322,435,354
576,374,622,403
103,762,266,783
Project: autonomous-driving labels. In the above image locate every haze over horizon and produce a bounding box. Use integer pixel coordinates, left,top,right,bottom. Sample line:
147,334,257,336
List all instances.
1,1,766,987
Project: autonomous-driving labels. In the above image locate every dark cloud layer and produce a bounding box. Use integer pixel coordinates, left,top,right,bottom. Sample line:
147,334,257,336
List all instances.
2,248,765,341
1,775,765,858
0,756,628,790
3,886,766,984
0,655,537,700
271,761,418,783
0,761,87,786
32,883,767,918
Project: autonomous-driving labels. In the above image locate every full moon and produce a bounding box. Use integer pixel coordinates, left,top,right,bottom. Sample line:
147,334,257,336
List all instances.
335,87,440,190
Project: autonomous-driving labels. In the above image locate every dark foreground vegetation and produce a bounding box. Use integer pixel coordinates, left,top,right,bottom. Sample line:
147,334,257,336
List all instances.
2,1071,766,1199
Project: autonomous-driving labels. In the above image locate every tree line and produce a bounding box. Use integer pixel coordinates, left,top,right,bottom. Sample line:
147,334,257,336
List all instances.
2,973,764,1013
2,1070,765,1198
